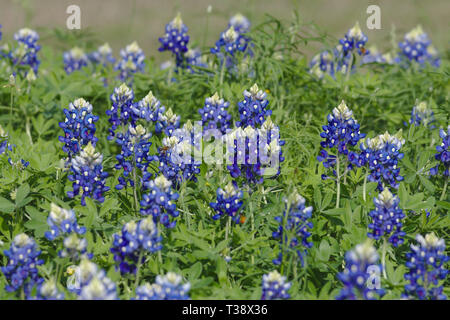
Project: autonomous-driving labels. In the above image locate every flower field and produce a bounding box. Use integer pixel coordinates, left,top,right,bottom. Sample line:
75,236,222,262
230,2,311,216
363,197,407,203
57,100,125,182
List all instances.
0,8,448,301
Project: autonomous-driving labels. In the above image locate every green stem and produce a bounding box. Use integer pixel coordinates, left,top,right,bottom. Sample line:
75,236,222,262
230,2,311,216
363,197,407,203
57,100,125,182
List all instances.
219,60,226,96
134,250,144,289
344,54,354,93
9,88,13,129
336,155,341,208
381,237,388,279
250,199,255,265
225,216,231,241
440,177,448,201
363,174,367,202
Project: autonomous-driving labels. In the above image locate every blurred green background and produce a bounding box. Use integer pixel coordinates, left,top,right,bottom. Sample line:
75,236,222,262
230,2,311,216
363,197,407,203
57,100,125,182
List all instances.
0,0,448,62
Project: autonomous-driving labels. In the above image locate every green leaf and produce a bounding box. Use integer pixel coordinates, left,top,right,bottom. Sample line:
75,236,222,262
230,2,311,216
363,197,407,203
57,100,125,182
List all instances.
0,197,15,214
15,183,30,207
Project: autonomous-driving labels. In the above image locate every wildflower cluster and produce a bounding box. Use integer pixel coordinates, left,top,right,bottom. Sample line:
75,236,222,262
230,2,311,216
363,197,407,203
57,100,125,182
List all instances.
409,101,435,127
155,108,180,136
272,192,313,266
140,175,179,229
368,189,405,246
261,271,291,300
310,22,368,78
309,50,335,79
317,100,365,179
185,47,208,73
11,28,41,75
211,14,252,71
69,260,117,300
131,91,165,124
88,43,115,67
210,181,244,223
106,83,135,139
354,131,405,191
110,217,162,274
58,98,98,160
115,41,145,84
336,240,385,300
397,25,440,67
338,21,368,57
158,13,189,66
45,203,86,241
114,124,153,190
430,126,449,177
361,45,393,65
236,84,271,128
227,116,284,184
34,280,64,300
157,121,201,186
44,203,89,261
63,47,89,74
135,272,190,300
402,233,448,300
67,142,110,206
1,234,44,298
199,92,231,134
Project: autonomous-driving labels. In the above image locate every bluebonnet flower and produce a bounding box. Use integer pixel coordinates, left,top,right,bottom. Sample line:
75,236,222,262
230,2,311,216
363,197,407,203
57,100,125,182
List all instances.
0,24,2,41
45,203,86,241
398,25,440,67
272,192,313,266
430,126,449,177
88,43,115,67
403,233,448,300
59,233,89,261
110,217,162,275
159,13,189,66
309,50,335,79
114,124,153,190
361,45,394,65
336,240,385,300
317,101,366,179
227,118,284,184
211,25,251,71
338,22,368,57
368,188,405,246
210,181,244,223
236,84,272,128
58,98,99,160
1,233,44,298
135,272,190,300
199,92,231,134
353,131,405,191
71,260,117,300
35,280,64,300
156,108,180,136
157,121,201,186
156,134,199,186
261,271,291,300
131,91,165,123
63,47,89,74
11,28,41,75
67,142,110,206
106,83,135,140
115,41,145,83
228,13,251,34
140,175,179,229
409,101,435,127
185,47,208,73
